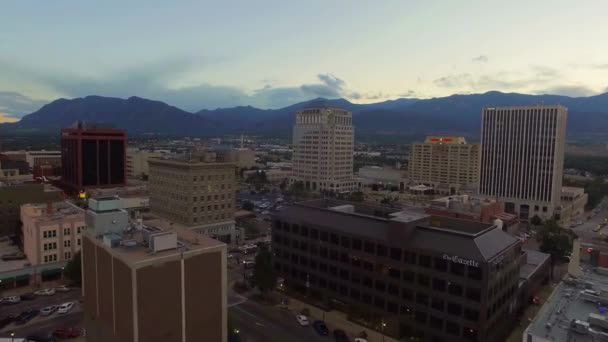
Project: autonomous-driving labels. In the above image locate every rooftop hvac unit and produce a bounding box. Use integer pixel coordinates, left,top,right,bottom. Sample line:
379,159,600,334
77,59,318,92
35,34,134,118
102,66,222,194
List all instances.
149,232,178,253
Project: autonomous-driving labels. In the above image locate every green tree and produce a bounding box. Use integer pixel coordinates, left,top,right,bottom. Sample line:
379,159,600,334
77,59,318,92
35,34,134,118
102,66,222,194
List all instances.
530,215,543,227
64,251,82,285
537,219,577,279
252,247,277,296
242,200,255,211
349,191,365,202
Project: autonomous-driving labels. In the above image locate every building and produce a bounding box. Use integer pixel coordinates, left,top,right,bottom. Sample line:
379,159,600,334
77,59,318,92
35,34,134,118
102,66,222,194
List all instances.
82,197,227,342
425,195,519,233
0,182,61,236
291,107,357,193
358,165,407,189
0,160,32,181
213,147,256,169
557,186,588,227
25,150,62,168
272,199,529,342
478,105,567,221
243,168,292,184
408,136,479,193
126,148,164,179
21,201,85,266
61,122,127,190
148,154,237,244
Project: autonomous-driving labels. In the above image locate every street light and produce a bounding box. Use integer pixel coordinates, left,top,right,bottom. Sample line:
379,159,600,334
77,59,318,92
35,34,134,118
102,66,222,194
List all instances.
381,321,387,342
10,332,15,342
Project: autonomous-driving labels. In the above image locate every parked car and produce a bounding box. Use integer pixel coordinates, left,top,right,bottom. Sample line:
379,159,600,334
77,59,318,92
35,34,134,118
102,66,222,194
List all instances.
53,326,84,338
20,292,36,301
15,309,39,325
333,329,350,342
296,315,309,326
0,315,16,329
57,302,75,314
354,339,368,342
35,288,56,296
1,295,21,304
55,285,71,292
40,305,58,316
313,320,329,336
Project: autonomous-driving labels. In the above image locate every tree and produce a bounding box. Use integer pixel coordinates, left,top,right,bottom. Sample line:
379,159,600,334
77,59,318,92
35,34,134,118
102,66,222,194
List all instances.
530,215,543,227
537,219,577,279
242,200,255,211
64,251,82,285
349,191,365,202
252,247,277,296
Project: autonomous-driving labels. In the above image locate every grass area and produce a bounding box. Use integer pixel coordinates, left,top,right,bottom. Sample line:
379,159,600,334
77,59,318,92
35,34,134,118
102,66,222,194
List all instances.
505,283,557,342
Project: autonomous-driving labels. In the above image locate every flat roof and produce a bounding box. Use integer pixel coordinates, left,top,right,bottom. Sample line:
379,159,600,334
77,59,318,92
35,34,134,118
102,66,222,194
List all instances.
276,200,519,262
0,240,29,273
525,270,608,341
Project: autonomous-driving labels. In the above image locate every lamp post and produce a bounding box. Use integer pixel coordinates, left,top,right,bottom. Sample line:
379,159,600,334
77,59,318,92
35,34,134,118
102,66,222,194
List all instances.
10,332,15,342
381,321,387,342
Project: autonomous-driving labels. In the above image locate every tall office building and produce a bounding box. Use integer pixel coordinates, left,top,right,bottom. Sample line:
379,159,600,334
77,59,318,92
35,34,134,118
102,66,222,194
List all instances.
148,153,237,244
291,107,357,193
409,136,479,192
61,121,127,190
83,197,227,342
478,105,567,220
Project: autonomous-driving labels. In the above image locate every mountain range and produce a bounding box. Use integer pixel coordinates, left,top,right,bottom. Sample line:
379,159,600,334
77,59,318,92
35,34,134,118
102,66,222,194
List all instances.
3,91,608,140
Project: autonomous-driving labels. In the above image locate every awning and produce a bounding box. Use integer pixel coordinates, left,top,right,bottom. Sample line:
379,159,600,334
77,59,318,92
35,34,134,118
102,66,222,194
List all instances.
15,274,30,281
41,268,62,277
0,276,15,284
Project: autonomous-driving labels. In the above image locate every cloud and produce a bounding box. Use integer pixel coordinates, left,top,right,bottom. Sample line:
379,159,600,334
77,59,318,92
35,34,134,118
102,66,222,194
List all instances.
535,85,597,97
0,92,48,117
433,74,474,88
398,90,417,98
592,64,608,69
472,55,489,63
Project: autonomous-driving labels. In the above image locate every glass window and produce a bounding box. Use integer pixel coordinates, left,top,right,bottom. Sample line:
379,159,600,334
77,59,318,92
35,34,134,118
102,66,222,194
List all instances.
434,257,448,271
419,255,431,268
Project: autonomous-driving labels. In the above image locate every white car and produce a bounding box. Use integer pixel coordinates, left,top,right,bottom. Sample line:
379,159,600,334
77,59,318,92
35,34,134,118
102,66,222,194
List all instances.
57,301,75,314
0,295,21,304
35,288,56,296
55,285,71,292
40,305,58,316
354,339,368,342
296,315,309,326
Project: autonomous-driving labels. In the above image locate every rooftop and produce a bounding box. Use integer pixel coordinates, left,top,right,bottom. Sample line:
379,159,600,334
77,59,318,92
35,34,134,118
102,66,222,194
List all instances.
525,269,608,341
21,201,83,221
277,200,519,262
0,238,29,273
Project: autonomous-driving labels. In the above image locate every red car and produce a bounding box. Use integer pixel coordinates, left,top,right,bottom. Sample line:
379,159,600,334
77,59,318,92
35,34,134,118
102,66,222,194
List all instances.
53,327,84,339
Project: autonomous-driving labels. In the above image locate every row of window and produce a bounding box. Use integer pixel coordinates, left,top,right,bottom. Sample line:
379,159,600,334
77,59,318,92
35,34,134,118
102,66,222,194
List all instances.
43,242,57,251
43,254,57,263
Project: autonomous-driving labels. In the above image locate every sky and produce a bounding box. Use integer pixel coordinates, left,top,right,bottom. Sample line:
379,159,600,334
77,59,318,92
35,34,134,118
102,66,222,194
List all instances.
1,0,608,122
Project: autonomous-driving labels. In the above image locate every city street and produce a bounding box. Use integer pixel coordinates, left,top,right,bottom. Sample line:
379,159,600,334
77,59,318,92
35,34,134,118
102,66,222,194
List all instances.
571,198,608,241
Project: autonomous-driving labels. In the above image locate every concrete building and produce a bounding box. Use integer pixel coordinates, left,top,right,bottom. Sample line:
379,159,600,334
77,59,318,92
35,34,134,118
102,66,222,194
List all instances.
272,199,540,342
358,165,407,189
243,168,292,184
0,182,61,236
425,195,519,233
0,160,32,182
291,107,357,193
478,105,568,221
21,201,85,266
61,122,127,190
148,154,237,244
213,147,256,169
82,197,227,342
408,136,479,193
126,148,164,179
557,186,588,227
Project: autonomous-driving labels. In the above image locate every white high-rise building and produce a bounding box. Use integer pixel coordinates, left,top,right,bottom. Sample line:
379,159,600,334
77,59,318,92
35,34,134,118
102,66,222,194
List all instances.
478,105,567,220
291,107,357,193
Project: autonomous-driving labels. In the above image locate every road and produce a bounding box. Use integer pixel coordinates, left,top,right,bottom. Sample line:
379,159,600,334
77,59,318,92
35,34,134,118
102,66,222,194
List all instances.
1,291,81,317
572,198,608,241
229,299,329,342
0,311,83,339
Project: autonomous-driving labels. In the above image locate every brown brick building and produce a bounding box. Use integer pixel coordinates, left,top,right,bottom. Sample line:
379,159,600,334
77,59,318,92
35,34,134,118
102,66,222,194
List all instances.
82,197,227,342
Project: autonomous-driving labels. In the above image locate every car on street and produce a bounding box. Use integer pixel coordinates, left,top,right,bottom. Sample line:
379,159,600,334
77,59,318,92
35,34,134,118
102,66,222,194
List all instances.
0,314,16,329
354,339,368,342
53,326,84,338
295,314,309,326
20,292,36,301
57,301,75,314
55,285,71,292
1,295,21,304
35,288,56,296
261,211,270,215
40,305,59,316
15,309,39,325
313,320,329,336
333,329,350,342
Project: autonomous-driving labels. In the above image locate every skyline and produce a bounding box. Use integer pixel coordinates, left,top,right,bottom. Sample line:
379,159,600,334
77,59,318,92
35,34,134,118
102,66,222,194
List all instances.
1,0,608,122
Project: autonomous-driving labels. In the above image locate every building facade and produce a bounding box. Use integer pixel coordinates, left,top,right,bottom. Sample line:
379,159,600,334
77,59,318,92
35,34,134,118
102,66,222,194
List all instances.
148,156,237,244
291,107,357,193
126,149,164,179
21,201,85,266
478,105,567,220
408,137,479,193
82,197,227,342
0,183,61,236
556,186,588,227
61,122,127,189
273,200,523,342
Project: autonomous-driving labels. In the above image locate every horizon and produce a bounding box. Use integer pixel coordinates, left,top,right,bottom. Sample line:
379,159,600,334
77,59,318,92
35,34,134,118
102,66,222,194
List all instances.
1,1,608,122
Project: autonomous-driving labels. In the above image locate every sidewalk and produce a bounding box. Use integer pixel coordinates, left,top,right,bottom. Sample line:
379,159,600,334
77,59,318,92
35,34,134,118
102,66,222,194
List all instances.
282,296,399,342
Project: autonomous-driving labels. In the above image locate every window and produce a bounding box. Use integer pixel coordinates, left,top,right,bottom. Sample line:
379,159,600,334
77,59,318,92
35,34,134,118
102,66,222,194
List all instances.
352,238,362,250
340,236,350,248
311,229,319,239
404,251,417,264
447,302,462,316
77,239,81,246
415,311,427,324
468,267,482,280
417,274,430,287
64,252,71,259
376,244,387,257
364,241,375,254
430,315,443,330
446,321,460,336
374,296,385,309
431,297,444,311
432,278,446,292
466,288,481,302
320,231,329,242
64,240,71,248
64,228,71,235
419,255,431,268
464,308,479,321
448,282,463,297
434,257,448,271
375,281,386,292
403,270,414,282
389,268,401,279
451,262,465,276
416,293,429,306
390,248,402,261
